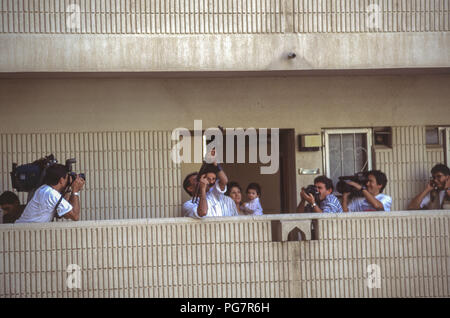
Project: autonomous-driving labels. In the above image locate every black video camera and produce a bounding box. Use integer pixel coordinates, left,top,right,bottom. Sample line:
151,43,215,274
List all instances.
304,184,321,205
10,154,85,196
336,172,368,194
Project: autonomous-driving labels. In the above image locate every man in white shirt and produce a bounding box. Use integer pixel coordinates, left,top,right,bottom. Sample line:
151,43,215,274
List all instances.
182,163,238,218
342,170,392,212
408,164,450,210
16,164,85,223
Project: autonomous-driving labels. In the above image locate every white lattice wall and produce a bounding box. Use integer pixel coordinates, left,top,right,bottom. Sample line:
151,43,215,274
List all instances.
0,131,182,220
0,212,449,298
293,0,450,33
1,0,448,34
0,0,284,34
374,126,445,211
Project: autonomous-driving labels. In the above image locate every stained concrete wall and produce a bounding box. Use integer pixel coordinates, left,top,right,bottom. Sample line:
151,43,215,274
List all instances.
0,75,449,132
1,33,449,72
0,211,449,298
0,0,449,72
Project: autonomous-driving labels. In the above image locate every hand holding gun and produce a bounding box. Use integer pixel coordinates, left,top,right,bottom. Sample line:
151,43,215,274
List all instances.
191,127,225,203
191,161,211,203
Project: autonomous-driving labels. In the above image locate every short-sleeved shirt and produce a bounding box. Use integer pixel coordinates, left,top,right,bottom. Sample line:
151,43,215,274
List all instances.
183,181,239,218
15,185,72,223
320,194,343,213
348,193,392,212
242,197,264,216
419,190,447,209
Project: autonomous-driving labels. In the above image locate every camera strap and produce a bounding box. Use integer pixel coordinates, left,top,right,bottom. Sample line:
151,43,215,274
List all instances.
52,179,75,222
52,193,66,221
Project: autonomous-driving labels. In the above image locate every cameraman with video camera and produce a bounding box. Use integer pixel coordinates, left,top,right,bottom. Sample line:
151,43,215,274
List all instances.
341,170,392,212
297,176,343,213
15,164,85,223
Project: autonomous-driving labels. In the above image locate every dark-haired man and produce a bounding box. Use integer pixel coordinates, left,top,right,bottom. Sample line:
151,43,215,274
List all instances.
297,175,343,213
182,162,238,218
408,163,450,210
0,191,25,223
15,164,85,223
206,172,217,187
342,170,392,212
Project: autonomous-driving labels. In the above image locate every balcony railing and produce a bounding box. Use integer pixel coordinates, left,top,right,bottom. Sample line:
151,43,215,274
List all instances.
1,210,449,298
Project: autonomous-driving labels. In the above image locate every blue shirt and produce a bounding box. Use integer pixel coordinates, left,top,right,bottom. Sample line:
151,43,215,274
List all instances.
320,194,343,213
348,193,392,212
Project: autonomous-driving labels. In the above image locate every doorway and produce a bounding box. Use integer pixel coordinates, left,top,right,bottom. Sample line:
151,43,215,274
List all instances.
222,128,296,214
180,128,296,214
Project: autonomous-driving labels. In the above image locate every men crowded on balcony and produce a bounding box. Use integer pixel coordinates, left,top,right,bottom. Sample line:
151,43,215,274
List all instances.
15,164,85,223
408,163,450,210
297,175,343,213
182,159,238,218
342,170,392,212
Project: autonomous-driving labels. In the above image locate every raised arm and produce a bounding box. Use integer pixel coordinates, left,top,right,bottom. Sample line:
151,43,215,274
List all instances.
216,168,228,192
408,181,434,210
342,192,350,212
296,188,306,213
196,175,209,217
63,176,85,221
346,180,384,211
297,188,322,213
361,189,384,211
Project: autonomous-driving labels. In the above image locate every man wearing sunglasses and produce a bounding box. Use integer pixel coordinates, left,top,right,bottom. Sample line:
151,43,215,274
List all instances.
408,164,450,210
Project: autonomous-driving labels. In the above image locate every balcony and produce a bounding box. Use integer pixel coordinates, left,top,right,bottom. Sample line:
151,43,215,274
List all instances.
0,210,449,298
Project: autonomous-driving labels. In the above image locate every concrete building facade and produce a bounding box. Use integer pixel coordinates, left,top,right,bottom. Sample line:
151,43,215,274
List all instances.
0,0,449,298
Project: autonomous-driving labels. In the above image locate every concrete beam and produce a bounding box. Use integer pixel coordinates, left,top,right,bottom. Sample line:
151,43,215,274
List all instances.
0,33,449,73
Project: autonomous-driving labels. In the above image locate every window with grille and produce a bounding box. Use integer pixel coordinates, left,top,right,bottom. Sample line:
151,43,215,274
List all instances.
323,129,373,189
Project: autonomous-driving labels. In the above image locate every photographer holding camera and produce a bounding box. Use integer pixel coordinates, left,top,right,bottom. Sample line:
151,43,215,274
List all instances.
297,176,343,213
407,164,450,210
15,164,85,223
342,170,392,212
